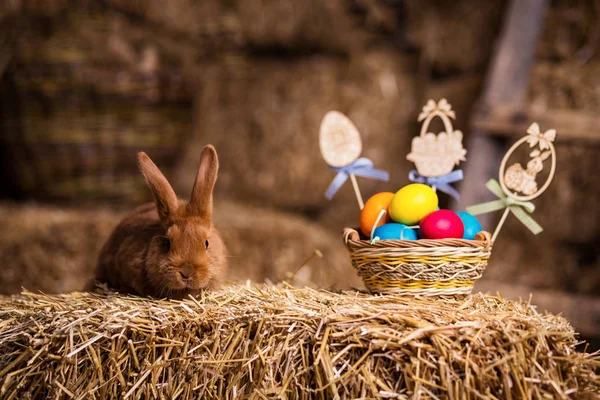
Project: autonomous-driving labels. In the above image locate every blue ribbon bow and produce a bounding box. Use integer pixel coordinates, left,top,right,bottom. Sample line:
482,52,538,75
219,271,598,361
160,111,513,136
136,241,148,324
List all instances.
325,157,389,200
408,169,464,200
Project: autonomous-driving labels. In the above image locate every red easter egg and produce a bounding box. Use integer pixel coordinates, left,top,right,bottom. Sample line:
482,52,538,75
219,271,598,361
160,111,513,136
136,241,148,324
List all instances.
419,210,464,239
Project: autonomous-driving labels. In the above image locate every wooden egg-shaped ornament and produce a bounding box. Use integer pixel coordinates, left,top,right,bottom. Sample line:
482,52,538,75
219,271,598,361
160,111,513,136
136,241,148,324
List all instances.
420,210,464,239
319,111,363,168
359,192,394,237
499,124,557,202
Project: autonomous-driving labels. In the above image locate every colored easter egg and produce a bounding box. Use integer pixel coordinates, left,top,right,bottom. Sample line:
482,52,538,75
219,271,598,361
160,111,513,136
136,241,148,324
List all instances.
373,223,418,240
456,212,482,240
389,184,438,225
359,192,395,236
420,210,464,239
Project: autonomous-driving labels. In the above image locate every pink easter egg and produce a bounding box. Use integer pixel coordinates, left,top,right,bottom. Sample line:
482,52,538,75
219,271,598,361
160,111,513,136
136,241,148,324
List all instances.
419,210,464,239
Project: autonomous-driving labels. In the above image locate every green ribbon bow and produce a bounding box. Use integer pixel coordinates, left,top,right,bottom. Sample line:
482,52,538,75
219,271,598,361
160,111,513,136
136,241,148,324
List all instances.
466,179,543,235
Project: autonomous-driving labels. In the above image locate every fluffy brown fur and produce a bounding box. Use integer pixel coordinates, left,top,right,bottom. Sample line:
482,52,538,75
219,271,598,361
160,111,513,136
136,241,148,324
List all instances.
94,145,227,299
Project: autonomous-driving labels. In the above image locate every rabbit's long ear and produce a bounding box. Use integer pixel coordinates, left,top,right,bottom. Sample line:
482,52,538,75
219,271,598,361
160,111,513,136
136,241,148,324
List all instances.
138,152,179,224
188,145,219,222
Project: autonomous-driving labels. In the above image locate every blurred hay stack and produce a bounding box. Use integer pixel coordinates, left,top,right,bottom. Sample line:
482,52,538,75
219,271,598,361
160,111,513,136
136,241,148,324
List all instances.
0,202,360,295
0,1,195,203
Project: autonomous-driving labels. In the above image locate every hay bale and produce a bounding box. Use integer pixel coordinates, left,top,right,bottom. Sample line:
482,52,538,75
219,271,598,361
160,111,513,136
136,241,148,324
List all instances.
100,0,507,65
0,0,68,19
216,201,362,290
404,0,505,73
1,3,198,203
233,0,367,53
529,62,600,111
0,201,360,295
0,287,597,398
0,204,116,295
535,0,599,63
102,0,240,44
529,0,600,113
103,0,391,54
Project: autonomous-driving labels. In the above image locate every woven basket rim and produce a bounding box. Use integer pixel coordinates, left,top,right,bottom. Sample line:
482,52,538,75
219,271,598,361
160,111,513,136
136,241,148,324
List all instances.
343,227,493,251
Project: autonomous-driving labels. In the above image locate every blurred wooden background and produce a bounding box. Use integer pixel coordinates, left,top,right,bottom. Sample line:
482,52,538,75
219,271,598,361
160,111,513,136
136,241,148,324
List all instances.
0,0,598,346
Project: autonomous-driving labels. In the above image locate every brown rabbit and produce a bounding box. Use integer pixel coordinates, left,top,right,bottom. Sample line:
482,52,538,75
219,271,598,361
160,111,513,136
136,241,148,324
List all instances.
93,145,227,299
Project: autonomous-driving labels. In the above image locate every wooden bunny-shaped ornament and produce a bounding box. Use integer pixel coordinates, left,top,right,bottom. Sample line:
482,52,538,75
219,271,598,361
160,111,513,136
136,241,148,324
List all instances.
504,149,552,196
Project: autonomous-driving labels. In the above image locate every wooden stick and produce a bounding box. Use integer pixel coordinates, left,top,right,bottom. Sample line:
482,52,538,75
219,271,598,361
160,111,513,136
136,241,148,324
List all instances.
349,174,364,210
492,208,510,242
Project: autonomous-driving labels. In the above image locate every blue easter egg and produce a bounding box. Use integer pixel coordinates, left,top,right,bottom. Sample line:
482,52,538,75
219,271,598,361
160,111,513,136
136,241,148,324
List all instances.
456,212,482,240
373,223,418,240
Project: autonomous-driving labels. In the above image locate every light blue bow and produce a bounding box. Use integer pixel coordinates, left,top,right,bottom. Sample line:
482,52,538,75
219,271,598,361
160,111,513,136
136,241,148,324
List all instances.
408,169,463,200
325,157,389,200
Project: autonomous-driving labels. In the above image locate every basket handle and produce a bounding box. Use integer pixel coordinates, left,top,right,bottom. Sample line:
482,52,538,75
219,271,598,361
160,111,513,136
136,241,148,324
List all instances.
419,110,455,138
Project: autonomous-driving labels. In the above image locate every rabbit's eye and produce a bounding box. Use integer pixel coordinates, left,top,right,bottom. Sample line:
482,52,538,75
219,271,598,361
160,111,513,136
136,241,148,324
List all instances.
160,237,171,252
205,240,209,249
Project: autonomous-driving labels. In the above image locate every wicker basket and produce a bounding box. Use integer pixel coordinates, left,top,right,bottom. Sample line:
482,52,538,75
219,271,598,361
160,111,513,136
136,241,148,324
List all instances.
343,228,493,296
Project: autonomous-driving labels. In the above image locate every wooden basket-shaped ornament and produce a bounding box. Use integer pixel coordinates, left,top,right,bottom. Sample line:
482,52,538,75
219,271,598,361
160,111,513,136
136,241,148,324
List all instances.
343,228,493,296
406,99,466,177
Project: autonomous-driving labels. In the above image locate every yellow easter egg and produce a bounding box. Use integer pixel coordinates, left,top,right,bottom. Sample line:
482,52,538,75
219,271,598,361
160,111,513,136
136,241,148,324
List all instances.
389,184,438,225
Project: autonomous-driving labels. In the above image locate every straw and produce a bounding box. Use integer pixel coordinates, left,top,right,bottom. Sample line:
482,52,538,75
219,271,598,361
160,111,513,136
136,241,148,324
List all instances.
0,285,598,398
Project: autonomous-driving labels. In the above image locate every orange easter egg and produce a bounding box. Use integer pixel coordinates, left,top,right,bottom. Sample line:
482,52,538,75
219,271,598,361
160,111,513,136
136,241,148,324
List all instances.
359,192,395,237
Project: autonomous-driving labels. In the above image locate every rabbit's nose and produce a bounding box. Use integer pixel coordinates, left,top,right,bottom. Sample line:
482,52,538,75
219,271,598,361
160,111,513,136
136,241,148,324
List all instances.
179,264,195,280
179,271,191,280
